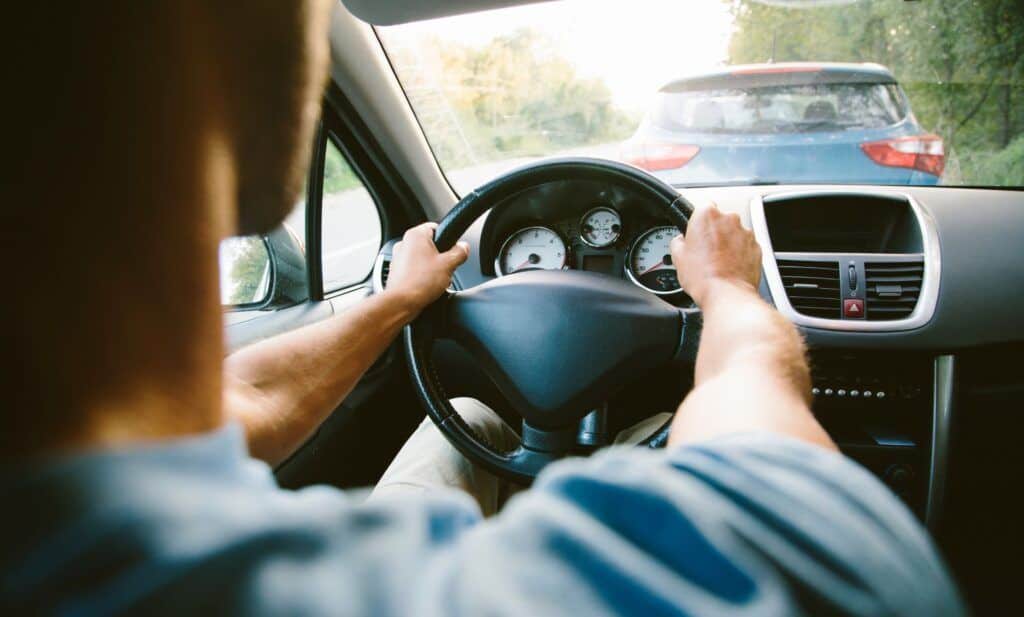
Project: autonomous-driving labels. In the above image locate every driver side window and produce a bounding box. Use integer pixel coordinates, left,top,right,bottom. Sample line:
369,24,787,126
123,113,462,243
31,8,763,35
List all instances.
321,139,382,294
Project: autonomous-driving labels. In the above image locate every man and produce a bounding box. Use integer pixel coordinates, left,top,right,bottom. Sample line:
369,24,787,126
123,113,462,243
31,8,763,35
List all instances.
2,2,962,615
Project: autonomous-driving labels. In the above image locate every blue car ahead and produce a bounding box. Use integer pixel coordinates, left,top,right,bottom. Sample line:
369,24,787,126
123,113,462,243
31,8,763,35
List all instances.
622,62,944,186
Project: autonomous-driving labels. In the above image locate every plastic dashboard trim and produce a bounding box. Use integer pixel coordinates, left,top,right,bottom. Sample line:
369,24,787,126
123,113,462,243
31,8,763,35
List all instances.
749,188,942,332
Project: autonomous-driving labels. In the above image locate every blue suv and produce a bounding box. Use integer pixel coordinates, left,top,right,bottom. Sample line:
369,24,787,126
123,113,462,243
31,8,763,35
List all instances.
622,63,944,186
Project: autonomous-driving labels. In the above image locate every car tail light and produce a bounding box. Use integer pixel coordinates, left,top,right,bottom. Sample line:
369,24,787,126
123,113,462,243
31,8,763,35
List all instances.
860,134,945,176
622,143,700,171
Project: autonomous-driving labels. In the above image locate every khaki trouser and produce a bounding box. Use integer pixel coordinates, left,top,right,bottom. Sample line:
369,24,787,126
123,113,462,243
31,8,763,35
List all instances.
372,398,671,516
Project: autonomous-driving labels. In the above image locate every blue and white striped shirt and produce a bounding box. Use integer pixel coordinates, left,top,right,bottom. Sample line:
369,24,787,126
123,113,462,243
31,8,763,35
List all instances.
1,424,963,615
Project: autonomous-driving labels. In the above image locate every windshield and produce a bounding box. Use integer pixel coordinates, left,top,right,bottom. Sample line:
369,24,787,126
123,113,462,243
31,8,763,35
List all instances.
377,0,1024,192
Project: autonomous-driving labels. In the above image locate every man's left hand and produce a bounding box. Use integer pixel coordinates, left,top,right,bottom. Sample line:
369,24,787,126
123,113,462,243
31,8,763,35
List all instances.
386,222,470,314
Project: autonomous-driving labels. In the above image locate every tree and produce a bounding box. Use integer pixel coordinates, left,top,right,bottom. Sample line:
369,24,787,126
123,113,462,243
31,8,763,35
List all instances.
227,237,269,305
725,0,1024,184
387,28,636,170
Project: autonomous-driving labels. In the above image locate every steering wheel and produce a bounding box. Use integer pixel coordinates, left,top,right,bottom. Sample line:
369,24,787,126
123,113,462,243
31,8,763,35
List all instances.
405,158,701,484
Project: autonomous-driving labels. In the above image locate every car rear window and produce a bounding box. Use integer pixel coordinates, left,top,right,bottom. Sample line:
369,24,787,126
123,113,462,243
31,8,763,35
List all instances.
649,83,908,134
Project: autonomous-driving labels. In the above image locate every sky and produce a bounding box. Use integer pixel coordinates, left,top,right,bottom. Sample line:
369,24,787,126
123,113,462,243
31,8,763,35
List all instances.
379,0,737,112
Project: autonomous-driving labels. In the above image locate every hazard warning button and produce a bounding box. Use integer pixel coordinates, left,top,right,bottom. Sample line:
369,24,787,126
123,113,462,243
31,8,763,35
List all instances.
843,298,865,319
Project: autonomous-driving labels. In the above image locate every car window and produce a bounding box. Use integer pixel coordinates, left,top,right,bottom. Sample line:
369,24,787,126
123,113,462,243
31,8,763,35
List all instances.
650,84,907,134
377,0,1024,191
321,139,382,293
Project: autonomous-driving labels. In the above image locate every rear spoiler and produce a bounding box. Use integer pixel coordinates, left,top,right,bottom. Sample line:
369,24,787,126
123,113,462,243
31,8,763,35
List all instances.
661,65,897,93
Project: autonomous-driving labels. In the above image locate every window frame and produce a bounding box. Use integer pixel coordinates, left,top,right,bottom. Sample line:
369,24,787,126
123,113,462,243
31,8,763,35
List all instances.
309,85,426,301
312,130,387,298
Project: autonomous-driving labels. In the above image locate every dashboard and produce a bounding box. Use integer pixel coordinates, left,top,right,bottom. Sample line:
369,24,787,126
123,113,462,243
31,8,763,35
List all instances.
443,181,1024,350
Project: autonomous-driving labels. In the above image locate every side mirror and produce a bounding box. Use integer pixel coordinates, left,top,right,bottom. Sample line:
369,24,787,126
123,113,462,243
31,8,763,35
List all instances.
219,236,271,307
219,222,309,311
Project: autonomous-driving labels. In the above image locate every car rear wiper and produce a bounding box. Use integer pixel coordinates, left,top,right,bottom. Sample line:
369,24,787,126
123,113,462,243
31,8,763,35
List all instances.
673,179,781,188
789,119,861,132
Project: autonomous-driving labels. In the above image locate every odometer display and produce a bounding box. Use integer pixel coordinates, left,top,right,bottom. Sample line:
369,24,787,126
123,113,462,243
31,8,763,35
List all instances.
627,226,682,295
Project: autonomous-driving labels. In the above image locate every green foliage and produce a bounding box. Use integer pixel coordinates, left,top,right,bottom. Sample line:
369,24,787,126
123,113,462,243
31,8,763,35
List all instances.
323,143,361,195
392,28,637,170
959,135,1024,186
228,237,270,305
725,0,1024,184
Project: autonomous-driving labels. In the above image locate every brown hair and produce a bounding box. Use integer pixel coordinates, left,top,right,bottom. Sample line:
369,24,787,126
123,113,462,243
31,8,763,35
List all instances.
1,2,330,461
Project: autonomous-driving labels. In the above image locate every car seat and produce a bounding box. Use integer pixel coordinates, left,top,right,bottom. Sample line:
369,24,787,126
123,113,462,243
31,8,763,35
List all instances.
803,100,838,121
691,101,725,131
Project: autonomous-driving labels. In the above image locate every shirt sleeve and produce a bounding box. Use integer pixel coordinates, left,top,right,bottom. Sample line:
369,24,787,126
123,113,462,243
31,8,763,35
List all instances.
428,433,965,616
118,433,964,617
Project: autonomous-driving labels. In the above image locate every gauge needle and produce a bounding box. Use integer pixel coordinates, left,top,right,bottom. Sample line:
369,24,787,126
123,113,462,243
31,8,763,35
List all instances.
515,260,532,271
639,263,663,276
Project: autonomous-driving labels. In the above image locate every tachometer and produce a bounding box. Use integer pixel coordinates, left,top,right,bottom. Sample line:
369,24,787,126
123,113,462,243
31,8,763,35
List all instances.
580,206,621,248
626,226,683,295
497,226,567,275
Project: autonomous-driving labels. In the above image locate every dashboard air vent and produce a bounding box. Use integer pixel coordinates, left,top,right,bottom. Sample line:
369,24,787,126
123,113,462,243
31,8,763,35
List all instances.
865,261,923,321
777,259,840,319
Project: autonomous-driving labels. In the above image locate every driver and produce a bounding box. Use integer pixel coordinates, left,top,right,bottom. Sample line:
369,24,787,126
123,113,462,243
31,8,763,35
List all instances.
3,2,963,615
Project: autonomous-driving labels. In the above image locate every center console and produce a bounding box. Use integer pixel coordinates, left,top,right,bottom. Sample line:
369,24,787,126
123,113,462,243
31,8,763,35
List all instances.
807,351,951,521
750,190,951,525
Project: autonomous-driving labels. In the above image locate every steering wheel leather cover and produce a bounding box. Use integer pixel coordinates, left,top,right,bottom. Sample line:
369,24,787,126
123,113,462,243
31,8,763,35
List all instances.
404,158,697,484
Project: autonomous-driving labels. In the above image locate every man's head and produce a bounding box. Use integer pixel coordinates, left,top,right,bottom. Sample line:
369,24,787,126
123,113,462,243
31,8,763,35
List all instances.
201,2,334,234
2,1,333,459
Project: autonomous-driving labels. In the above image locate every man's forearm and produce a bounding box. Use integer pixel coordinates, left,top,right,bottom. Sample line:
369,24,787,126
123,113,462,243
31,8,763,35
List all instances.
223,289,420,465
693,280,811,395
222,221,469,466
668,280,835,450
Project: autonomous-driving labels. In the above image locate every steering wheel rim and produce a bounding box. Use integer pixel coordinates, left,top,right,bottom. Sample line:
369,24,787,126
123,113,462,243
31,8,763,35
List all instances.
404,157,698,484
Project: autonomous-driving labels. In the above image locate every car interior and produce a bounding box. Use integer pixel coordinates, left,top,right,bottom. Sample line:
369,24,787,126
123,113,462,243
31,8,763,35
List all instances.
804,100,838,121
219,1,1023,613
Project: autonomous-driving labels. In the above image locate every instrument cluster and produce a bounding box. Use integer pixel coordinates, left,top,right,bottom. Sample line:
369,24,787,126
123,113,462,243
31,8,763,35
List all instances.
492,202,692,305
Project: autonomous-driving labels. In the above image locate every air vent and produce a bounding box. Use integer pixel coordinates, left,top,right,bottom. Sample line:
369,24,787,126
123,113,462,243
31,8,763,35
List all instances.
777,259,840,319
865,261,923,321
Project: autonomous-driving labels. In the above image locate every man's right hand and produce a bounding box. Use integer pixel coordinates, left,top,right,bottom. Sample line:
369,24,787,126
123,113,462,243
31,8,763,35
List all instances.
670,205,762,307
667,202,831,451
385,222,470,315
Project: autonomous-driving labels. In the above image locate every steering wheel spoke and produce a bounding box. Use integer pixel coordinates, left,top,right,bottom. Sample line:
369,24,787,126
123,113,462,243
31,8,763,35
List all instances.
418,290,456,340
505,445,561,479
675,307,703,363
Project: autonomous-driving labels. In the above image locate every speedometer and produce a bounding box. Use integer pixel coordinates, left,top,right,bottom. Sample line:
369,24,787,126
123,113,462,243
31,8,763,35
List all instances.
626,226,683,295
496,226,567,275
